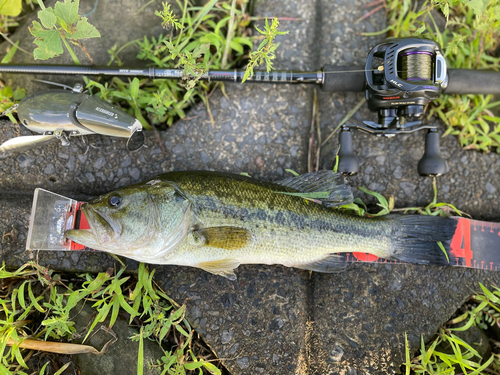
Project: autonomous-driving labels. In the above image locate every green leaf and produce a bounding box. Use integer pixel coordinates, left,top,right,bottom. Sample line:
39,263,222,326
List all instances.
71,18,101,40
464,0,485,16
358,187,389,208
441,3,450,22
18,281,27,310
0,0,22,16
13,342,28,368
479,283,500,304
54,363,71,375
1,86,13,98
203,362,221,375
31,23,64,60
257,38,268,51
28,282,45,312
414,24,426,35
184,362,204,370
159,320,172,342
85,272,109,293
13,88,25,101
39,362,50,375
233,37,253,48
38,8,58,29
175,324,190,337
285,169,299,176
109,297,120,329
130,78,140,100
199,33,221,48
437,241,450,263
137,327,144,375
340,203,364,217
118,294,140,317
170,305,185,321
1,41,18,64
229,40,244,54
276,191,330,199
54,0,80,26
403,332,411,375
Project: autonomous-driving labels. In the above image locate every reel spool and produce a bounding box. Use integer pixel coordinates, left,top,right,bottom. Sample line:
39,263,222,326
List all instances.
337,38,448,177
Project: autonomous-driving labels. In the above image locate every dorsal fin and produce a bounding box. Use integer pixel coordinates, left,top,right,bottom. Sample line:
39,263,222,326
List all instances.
194,227,252,250
275,170,353,207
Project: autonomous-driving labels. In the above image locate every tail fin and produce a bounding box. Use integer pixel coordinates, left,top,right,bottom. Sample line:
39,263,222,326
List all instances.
389,215,457,265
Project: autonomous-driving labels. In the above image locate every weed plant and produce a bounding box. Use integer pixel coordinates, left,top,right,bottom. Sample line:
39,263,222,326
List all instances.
87,0,255,130
401,283,500,374
375,0,500,153
0,262,223,374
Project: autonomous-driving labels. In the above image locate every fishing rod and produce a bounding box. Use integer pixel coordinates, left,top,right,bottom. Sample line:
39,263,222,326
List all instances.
2,63,499,94
2,37,500,176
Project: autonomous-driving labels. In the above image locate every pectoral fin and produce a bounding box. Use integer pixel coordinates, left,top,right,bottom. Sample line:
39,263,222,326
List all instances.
197,259,241,280
194,227,251,250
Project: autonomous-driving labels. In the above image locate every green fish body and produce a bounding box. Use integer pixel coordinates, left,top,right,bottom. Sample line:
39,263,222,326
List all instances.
66,171,456,279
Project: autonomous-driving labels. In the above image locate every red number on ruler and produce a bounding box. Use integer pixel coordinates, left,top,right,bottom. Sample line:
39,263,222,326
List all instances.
449,218,473,267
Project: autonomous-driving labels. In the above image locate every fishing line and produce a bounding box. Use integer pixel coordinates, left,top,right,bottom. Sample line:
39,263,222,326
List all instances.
82,0,99,17
400,52,432,81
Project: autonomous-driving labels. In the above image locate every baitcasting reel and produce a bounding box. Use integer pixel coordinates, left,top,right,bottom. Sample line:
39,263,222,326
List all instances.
337,38,448,177
0,82,144,154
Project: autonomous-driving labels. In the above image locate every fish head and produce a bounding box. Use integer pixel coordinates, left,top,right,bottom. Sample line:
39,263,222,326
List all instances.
66,180,192,259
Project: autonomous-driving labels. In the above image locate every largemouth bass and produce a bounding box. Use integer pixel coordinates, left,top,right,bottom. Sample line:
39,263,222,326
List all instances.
66,170,456,279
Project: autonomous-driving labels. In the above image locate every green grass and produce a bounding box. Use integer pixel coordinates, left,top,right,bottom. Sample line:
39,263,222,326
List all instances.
377,0,500,153
402,283,500,374
0,262,222,374
87,0,271,130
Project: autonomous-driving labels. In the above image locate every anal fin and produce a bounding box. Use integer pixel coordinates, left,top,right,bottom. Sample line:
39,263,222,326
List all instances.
197,259,241,280
294,254,348,273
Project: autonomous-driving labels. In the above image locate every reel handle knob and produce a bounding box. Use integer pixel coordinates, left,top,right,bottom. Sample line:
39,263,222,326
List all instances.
337,129,359,175
418,130,447,176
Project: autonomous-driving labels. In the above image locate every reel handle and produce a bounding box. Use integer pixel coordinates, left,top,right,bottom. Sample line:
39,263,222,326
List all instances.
418,130,447,176
337,129,359,175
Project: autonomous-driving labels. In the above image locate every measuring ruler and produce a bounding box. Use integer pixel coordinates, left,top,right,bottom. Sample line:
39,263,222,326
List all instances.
330,217,500,270
26,189,500,270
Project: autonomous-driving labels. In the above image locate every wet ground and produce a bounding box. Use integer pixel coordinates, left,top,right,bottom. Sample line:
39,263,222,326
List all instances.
1,0,500,374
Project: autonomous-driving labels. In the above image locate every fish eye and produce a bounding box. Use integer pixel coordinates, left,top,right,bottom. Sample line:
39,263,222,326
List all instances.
108,195,122,208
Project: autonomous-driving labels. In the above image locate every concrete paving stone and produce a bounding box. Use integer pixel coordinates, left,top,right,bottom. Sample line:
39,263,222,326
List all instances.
1,0,500,374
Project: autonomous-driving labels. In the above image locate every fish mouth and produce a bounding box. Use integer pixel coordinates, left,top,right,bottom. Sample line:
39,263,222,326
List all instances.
80,204,121,245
